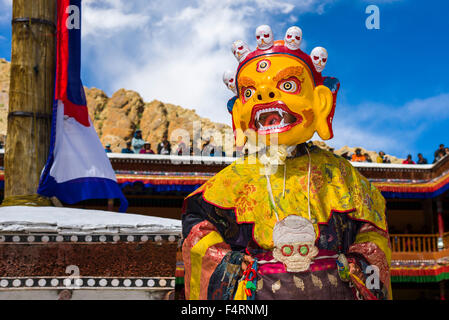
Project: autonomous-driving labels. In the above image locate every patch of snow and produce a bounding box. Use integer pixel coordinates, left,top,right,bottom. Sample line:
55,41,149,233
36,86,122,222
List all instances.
0,206,181,235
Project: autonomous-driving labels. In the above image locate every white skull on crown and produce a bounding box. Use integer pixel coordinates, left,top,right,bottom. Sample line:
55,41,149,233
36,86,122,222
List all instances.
231,40,251,63
310,47,328,73
255,25,274,50
284,26,302,51
272,215,319,272
222,70,237,94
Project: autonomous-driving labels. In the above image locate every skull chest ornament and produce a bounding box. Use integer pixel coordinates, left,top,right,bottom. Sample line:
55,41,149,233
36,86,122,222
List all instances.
272,215,319,272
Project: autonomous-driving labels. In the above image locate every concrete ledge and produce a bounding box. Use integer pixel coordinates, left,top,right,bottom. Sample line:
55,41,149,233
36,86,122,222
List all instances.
0,207,180,300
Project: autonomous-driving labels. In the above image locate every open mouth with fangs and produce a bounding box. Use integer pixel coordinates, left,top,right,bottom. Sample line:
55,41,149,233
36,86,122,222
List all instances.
249,101,303,135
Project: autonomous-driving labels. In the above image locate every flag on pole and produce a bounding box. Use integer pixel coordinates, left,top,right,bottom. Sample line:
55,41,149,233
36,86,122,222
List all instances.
38,0,128,212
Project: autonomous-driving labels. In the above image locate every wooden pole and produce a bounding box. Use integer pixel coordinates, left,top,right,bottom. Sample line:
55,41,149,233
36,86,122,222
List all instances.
5,0,56,199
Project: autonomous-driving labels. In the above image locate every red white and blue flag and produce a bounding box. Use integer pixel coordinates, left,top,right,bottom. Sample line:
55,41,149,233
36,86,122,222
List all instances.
38,0,128,212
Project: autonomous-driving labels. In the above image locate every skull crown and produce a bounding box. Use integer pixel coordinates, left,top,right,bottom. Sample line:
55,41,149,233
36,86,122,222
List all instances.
223,24,340,144
223,24,329,94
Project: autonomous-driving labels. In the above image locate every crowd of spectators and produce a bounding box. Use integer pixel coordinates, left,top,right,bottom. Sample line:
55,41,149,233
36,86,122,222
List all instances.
106,132,249,157
104,134,449,165
103,130,158,155
104,131,227,156
346,148,373,163
339,144,449,166
400,144,449,165
433,144,449,163
340,148,383,163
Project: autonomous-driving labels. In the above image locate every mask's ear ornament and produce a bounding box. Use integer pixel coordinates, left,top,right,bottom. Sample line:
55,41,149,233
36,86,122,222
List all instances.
313,84,334,140
322,77,340,140
230,98,247,148
227,96,237,114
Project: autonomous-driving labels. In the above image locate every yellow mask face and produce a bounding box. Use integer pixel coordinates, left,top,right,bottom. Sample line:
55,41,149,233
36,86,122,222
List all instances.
232,55,334,147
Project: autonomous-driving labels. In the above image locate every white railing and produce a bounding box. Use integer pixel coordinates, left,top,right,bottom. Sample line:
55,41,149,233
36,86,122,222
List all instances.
107,153,237,165
350,162,433,170
0,149,443,170
105,152,439,169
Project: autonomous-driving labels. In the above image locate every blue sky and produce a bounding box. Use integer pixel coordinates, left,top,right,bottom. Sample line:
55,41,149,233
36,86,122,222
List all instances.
0,0,448,161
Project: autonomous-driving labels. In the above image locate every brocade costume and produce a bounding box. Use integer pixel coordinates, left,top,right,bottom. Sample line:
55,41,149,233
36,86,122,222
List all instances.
182,144,391,300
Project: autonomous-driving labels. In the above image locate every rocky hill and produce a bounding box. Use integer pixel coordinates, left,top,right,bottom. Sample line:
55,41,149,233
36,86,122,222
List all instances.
0,58,403,162
86,87,234,154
